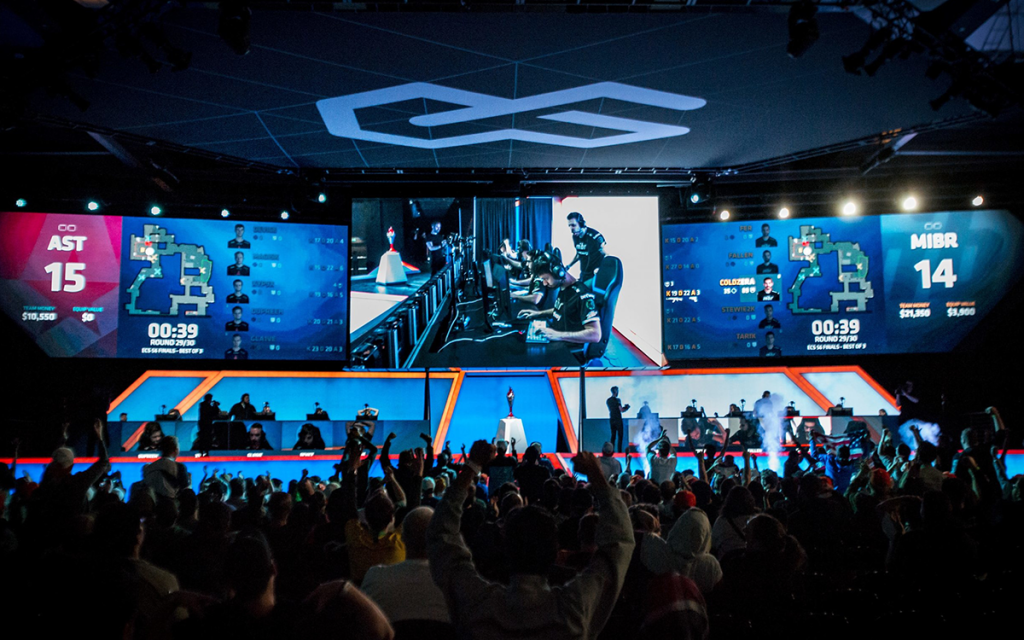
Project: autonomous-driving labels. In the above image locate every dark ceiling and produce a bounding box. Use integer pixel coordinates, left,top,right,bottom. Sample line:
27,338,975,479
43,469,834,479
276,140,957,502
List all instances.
2,1,1022,211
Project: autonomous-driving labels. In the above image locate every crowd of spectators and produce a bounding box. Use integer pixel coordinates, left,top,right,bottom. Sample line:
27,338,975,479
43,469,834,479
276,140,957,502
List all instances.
0,408,1020,639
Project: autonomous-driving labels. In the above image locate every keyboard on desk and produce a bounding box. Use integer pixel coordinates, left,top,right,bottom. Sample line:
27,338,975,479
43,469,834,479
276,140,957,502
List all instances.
525,319,550,344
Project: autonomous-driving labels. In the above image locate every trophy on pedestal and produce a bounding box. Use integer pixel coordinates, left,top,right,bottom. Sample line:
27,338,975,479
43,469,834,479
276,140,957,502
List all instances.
498,386,525,445
375,225,407,284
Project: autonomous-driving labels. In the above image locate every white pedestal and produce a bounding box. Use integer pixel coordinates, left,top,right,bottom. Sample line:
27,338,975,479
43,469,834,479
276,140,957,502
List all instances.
376,251,407,285
496,417,526,445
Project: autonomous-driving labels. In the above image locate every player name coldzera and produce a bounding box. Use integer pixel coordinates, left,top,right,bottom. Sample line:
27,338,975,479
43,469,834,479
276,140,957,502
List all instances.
252,309,283,315
253,254,280,260
722,306,755,312
720,278,755,286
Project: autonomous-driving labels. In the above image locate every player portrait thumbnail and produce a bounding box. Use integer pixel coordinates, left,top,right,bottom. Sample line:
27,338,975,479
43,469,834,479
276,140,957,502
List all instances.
227,279,249,304
760,331,782,357
755,223,777,247
759,304,781,329
225,306,249,332
757,277,780,301
228,223,251,249
227,251,250,276
225,333,248,360
756,250,778,274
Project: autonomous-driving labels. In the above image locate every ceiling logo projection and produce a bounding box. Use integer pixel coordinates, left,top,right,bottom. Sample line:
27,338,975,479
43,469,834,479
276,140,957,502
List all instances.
316,82,706,149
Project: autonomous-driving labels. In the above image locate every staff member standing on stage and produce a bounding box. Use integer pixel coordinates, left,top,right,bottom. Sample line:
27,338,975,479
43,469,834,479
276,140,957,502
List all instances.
426,221,447,275
606,386,631,453
565,212,606,285
518,255,601,345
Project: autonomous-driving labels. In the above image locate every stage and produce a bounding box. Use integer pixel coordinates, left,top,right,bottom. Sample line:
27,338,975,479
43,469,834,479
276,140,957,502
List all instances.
6,365,1018,488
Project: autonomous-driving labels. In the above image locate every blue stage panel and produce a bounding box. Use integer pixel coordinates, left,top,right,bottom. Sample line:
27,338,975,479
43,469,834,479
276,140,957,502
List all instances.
180,375,453,429
800,371,897,414
108,376,207,422
445,373,559,451
560,372,821,441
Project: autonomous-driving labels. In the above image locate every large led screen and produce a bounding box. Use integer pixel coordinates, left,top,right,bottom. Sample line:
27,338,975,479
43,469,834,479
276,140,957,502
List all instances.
661,210,1024,359
0,211,349,360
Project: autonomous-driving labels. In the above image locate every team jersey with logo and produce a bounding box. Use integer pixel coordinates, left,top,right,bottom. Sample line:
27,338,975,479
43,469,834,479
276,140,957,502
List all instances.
552,283,599,333
573,227,606,277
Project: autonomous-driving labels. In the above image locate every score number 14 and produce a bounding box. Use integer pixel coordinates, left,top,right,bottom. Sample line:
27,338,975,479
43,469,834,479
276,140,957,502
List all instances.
44,262,86,292
914,258,957,289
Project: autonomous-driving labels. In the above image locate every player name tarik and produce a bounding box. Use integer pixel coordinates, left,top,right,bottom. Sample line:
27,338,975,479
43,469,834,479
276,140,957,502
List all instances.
728,252,753,259
722,306,756,312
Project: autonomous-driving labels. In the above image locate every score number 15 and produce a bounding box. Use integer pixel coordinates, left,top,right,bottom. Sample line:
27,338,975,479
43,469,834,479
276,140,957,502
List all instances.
44,262,86,292
914,258,957,289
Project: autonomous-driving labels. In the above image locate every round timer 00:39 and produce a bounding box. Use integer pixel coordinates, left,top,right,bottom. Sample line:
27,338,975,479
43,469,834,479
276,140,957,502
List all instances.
147,323,199,339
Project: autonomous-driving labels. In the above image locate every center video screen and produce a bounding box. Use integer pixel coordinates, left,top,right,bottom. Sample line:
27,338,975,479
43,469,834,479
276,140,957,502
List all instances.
350,197,663,368
0,211,350,360
661,209,1024,359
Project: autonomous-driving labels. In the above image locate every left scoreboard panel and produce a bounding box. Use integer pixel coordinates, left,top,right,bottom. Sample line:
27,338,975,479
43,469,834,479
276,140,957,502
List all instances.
0,211,350,361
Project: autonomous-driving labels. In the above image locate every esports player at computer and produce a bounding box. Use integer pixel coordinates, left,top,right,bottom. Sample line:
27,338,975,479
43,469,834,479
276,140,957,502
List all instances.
517,255,601,344
227,279,249,304
246,423,273,450
760,331,782,357
356,404,379,421
757,277,780,301
228,223,251,249
225,306,249,331
756,250,778,274
293,423,326,450
225,334,248,360
759,304,781,329
510,251,546,306
565,212,606,284
229,393,258,421
227,252,250,276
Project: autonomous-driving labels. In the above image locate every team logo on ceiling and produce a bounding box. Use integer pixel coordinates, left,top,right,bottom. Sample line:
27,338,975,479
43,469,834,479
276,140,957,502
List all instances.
316,82,706,149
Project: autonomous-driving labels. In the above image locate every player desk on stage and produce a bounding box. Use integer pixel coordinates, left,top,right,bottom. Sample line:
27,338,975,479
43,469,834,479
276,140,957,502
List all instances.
419,309,581,367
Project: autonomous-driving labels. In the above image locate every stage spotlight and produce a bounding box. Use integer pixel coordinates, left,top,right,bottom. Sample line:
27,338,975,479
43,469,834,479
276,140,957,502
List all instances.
150,205,162,216
688,174,713,205
719,209,731,221
15,198,27,208
901,195,918,211
218,0,253,56
787,0,820,59
280,210,290,220
221,209,231,218
972,195,984,207
778,207,790,219
842,201,857,216
87,201,100,211
317,192,327,204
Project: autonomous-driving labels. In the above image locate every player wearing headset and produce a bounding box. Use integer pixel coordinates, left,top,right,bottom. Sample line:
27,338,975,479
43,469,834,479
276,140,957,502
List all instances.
518,254,601,344
565,212,606,283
